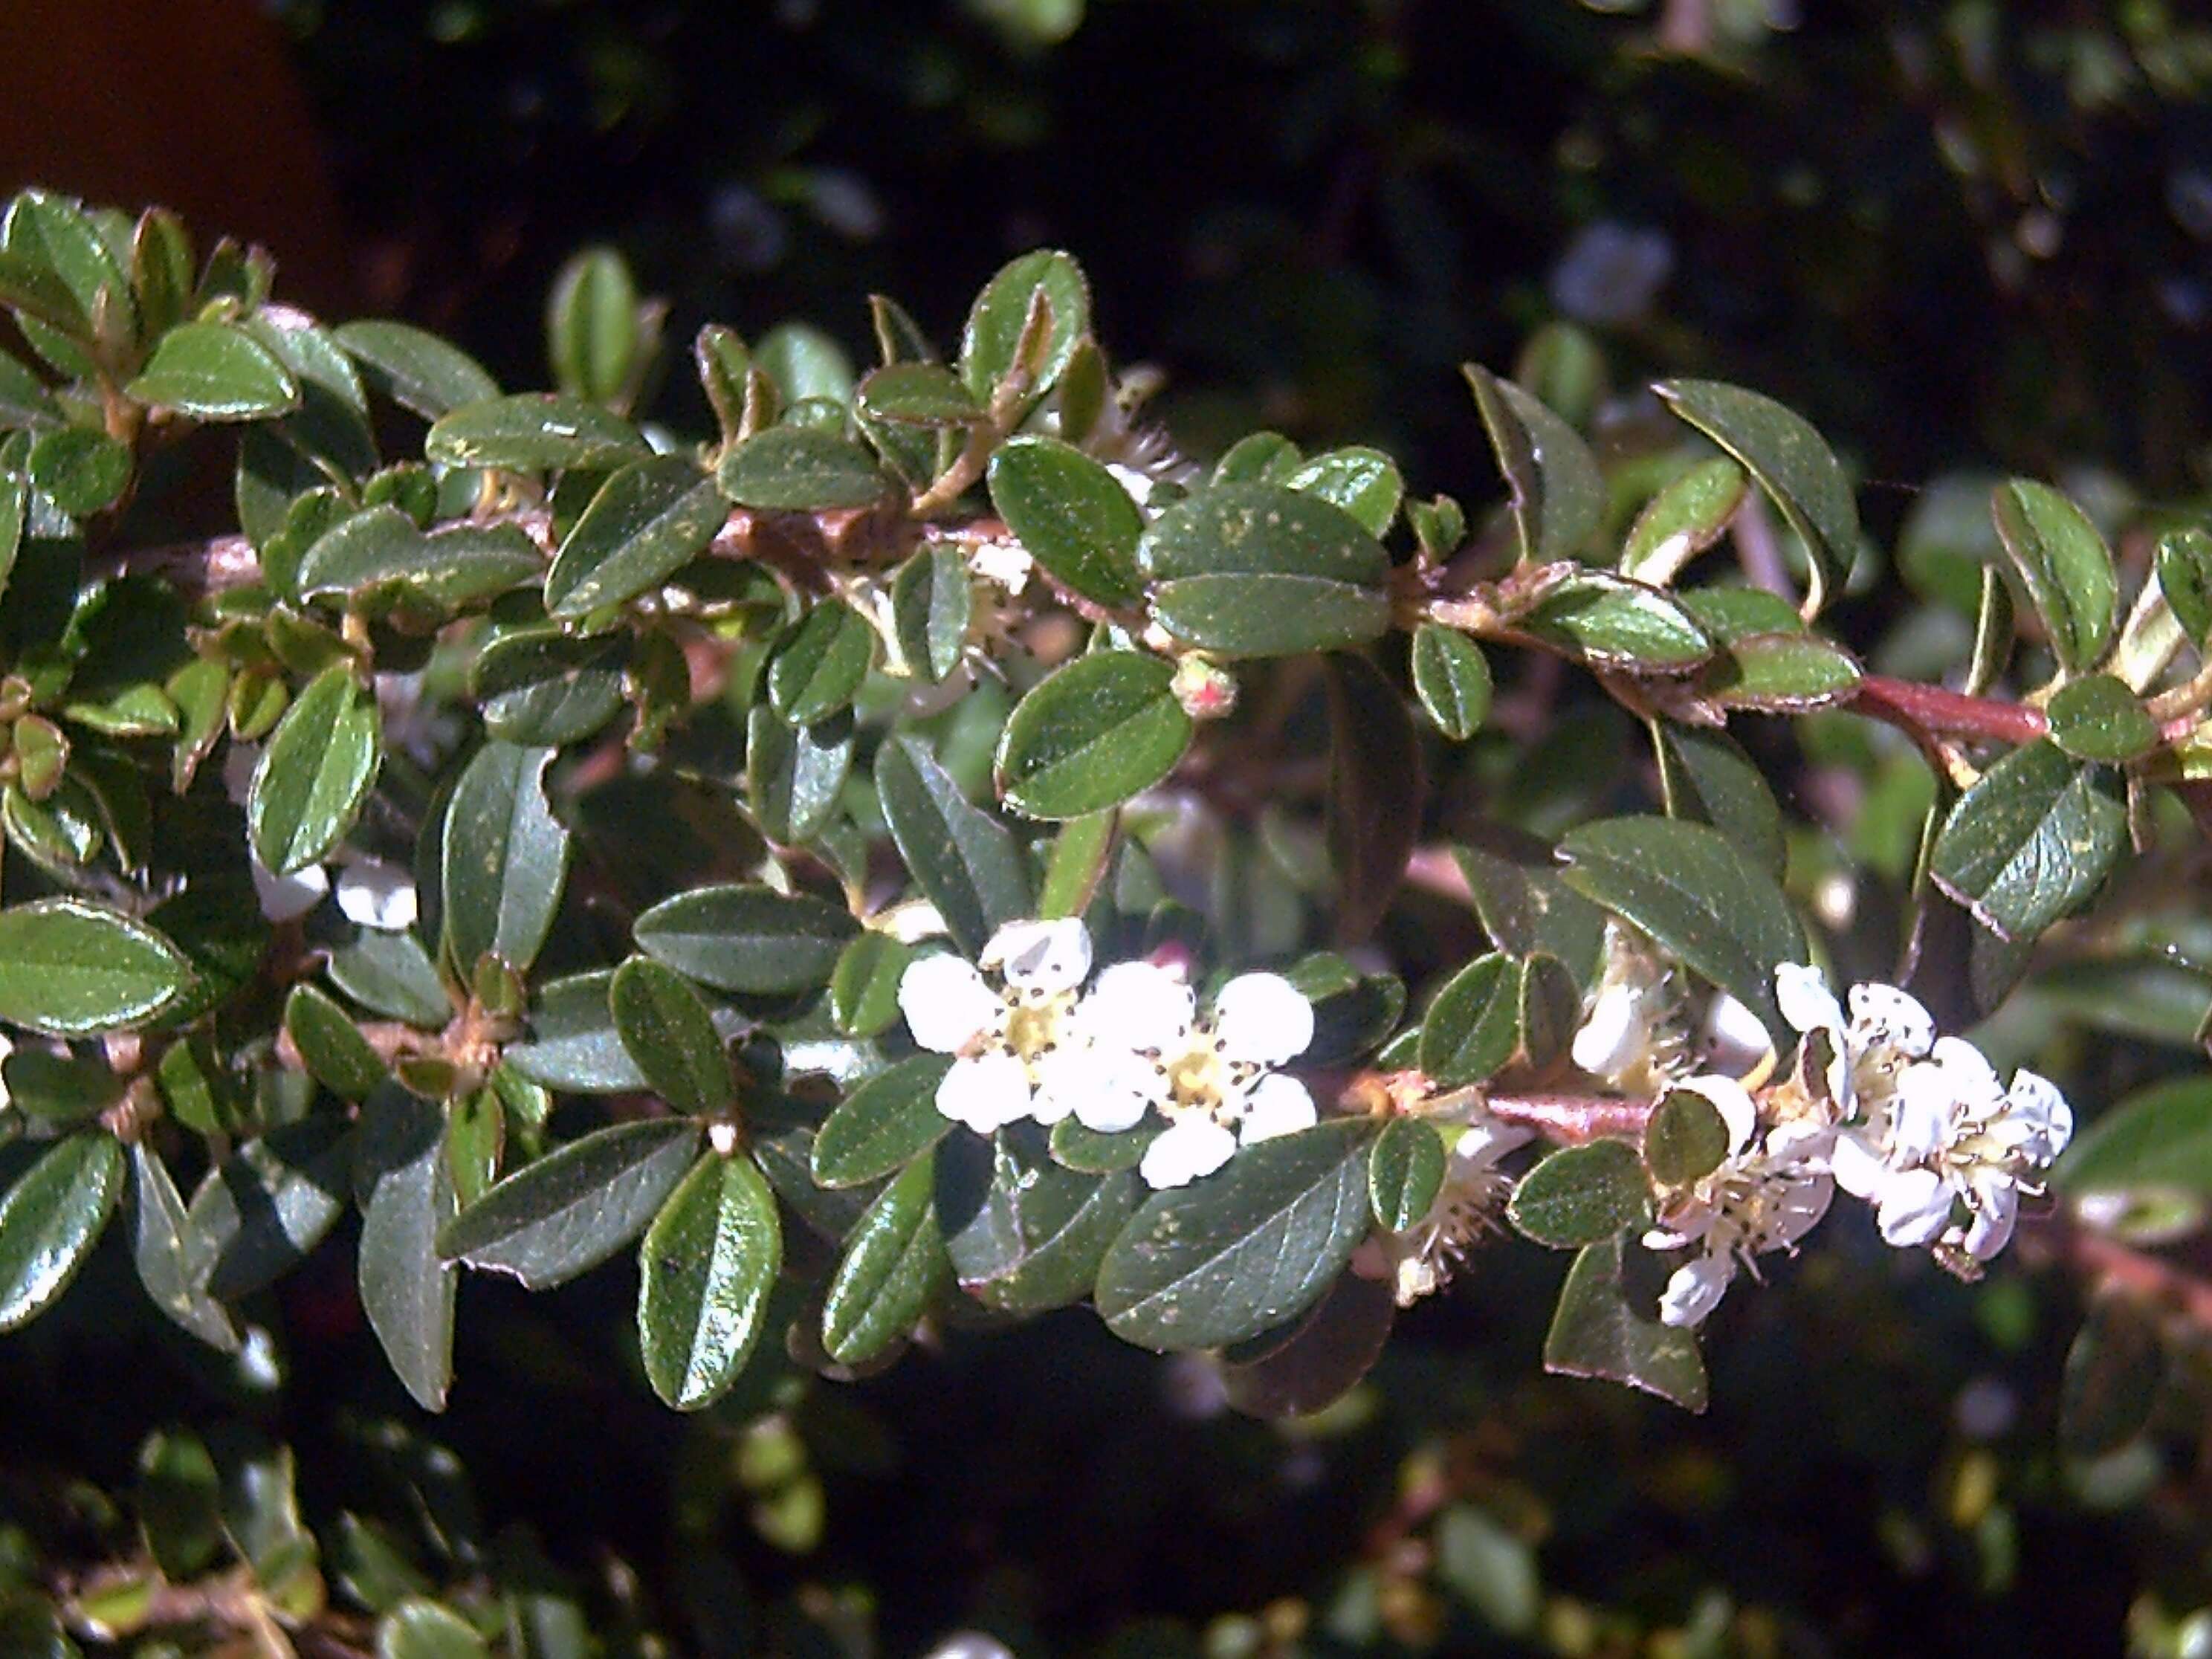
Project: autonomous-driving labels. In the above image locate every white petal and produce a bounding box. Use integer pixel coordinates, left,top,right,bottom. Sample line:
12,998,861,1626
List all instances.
1875,1167,1954,1247
2005,1069,2072,1161
1676,1073,1757,1157
1139,1118,1238,1189
898,954,1002,1053
1453,1119,1533,1169
936,1052,1033,1132
221,742,260,807
1238,1073,1316,1144
250,855,329,923
1759,1173,1834,1250
1702,992,1773,1073
1658,1252,1734,1327
1773,962,1844,1040
1082,960,1195,1052
1765,1118,1836,1165
1846,980,1936,1060
1961,1176,2019,1260
333,858,418,932
1211,972,1313,1065
1828,1130,1890,1199
1889,1064,1953,1165
1930,1035,2003,1113
982,918,1092,995
1570,982,1646,1078
1043,1044,1157,1133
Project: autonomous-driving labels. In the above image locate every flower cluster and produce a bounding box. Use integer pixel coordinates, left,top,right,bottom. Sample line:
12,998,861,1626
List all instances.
894,918,1319,1190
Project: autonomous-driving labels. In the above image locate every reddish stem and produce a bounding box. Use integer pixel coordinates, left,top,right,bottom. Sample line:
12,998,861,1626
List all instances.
1851,673,2048,746
1486,1093,1655,1143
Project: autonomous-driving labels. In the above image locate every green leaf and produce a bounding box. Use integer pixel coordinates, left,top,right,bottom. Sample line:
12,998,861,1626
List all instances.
1520,571,1713,670
960,249,1089,399
638,1153,782,1409
1325,652,1426,939
1620,457,1749,584
1928,740,2127,942
0,899,190,1036
242,308,376,476
1368,1116,1449,1232
1286,446,1403,537
379,1598,489,1659
821,1153,946,1363
1214,431,1302,484
1653,721,1786,878
986,435,1146,608
354,1085,458,1411
126,321,298,418
1142,483,1391,657
1655,378,1858,619
1510,1140,1651,1246
890,546,973,682
2056,1076,2212,1197
830,932,914,1038
185,1121,352,1301
876,737,1032,956
250,664,380,876
130,1145,240,1352
543,457,727,618
1409,625,1493,740
633,883,858,994
1417,953,1522,1087
2156,525,2212,649
857,362,983,427
507,969,653,1093
1050,1117,1158,1174
1543,1233,1708,1411
746,704,851,845
1701,630,1862,711
2059,1294,2163,1460
996,650,1191,819
1452,830,1609,986
295,507,541,616
767,600,877,725
1038,810,1116,922
328,930,450,1029
138,1429,223,1581
1557,815,1806,1040
611,957,734,1117
335,320,499,420
0,1133,123,1330
441,743,570,976
2046,673,2158,764
812,1055,957,1188
0,471,24,607
1435,1504,1541,1637
546,246,641,407
715,427,891,511
938,1128,1141,1313
1991,479,2118,674
1464,365,1604,565
6,190,131,340
754,320,853,404
474,629,627,746
1644,1086,1730,1186
1096,1120,1376,1352
284,983,387,1100
27,427,130,517
439,1118,702,1290
424,394,646,472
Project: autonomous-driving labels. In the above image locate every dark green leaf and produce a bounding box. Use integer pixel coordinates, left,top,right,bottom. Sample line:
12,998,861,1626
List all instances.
295,507,541,615
1510,1141,1650,1246
2056,1077,2212,1197
1286,446,1403,537
439,1118,702,1289
1464,365,1603,565
424,394,646,472
1557,815,1805,1039
1517,952,1579,1070
638,1153,781,1409
250,664,380,876
2156,525,2212,649
1096,1120,1376,1352
746,704,852,845
284,983,387,1100
1701,630,1862,711
890,546,972,682
1520,571,1713,670
441,743,569,976
830,932,913,1037
812,1055,957,1187
474,629,627,746
1644,1087,1730,1186
1655,378,1858,619
2047,673,2158,764
754,320,853,405
1213,432,1302,485
1142,484,1391,657
507,970,651,1093
876,737,1031,956
126,321,298,419
1620,457,1749,584
1991,478,2119,675
27,427,129,517
335,320,499,420
1928,740,2127,942
715,427,890,511
1038,810,1116,922
130,1144,239,1352
996,650,1191,819
1368,1116,1449,1232
1452,830,1609,985
1049,1117,1158,1174
354,1085,458,1411
546,246,641,407
1544,1234,1708,1411
939,1129,1142,1313
821,1153,945,1363
379,1598,488,1659
960,249,1089,399
2059,1294,2163,1460
858,362,982,426
611,957,734,1117
1409,625,1492,740
137,1430,222,1581
633,883,858,994
767,600,877,725
327,930,450,1029
1653,722,1786,877
1417,953,1521,1087
986,435,1145,608
544,456,728,618
1325,653,1425,938
0,1133,122,1330
191,1119,352,1299
2,1050,120,1123
0,899,190,1036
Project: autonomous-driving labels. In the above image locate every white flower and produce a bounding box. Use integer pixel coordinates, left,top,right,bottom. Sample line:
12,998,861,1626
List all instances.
1132,969,1319,1190
896,918,1103,1133
1570,924,1684,1090
1352,1115,1534,1306
1642,1075,1835,1328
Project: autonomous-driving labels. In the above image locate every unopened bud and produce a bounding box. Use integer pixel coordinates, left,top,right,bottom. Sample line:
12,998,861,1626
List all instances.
1170,654,1237,721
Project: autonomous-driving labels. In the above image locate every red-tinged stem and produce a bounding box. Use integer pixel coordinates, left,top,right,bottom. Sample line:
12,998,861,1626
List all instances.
2042,1216,2212,1330
1485,1093,1655,1143
1851,673,2048,746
